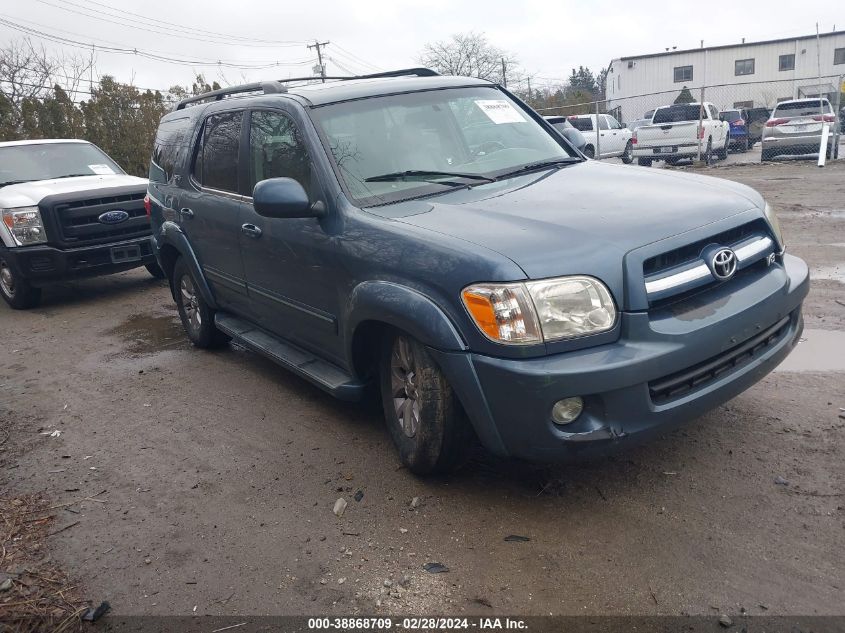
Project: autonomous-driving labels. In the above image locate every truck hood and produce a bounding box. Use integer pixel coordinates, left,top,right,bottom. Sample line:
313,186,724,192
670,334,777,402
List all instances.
387,160,764,280
0,174,147,208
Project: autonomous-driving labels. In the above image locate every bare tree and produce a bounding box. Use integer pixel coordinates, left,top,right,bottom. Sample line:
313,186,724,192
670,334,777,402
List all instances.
420,32,519,85
0,39,57,119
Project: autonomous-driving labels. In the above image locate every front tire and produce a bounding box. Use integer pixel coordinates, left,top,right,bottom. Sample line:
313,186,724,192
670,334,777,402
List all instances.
173,258,229,349
621,140,633,164
380,332,472,475
0,259,41,310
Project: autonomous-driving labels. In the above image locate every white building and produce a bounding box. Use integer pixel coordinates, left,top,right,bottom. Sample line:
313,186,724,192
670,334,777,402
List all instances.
606,31,845,123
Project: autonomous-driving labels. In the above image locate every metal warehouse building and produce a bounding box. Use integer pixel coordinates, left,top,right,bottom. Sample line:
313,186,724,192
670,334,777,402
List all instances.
606,30,845,124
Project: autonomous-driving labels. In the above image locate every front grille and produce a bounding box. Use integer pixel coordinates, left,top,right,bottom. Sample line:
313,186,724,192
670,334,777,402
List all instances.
643,220,765,276
50,192,150,247
648,316,790,404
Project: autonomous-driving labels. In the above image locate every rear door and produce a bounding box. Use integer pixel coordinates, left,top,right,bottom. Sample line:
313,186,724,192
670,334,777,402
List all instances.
238,107,341,359
178,110,250,312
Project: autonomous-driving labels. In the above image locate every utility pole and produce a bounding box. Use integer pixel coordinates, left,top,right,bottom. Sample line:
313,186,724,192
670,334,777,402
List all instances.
308,40,330,82
527,77,531,102
501,58,507,89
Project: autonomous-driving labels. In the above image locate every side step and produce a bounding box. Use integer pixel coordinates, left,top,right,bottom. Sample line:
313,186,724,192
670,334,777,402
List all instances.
214,313,366,401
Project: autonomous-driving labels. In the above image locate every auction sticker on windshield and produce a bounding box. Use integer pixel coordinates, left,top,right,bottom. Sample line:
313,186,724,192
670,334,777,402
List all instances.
88,164,115,175
475,100,526,124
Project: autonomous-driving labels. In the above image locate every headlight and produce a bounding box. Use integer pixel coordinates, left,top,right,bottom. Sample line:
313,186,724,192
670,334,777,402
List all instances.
763,202,784,249
2,206,47,246
462,276,616,345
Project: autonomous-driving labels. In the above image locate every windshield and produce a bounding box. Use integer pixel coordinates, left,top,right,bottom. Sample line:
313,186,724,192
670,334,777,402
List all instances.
653,105,703,124
773,100,832,117
721,110,742,122
309,86,574,205
0,142,124,187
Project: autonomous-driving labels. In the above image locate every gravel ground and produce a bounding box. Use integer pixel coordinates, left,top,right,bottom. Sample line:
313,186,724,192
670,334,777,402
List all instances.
1,160,843,618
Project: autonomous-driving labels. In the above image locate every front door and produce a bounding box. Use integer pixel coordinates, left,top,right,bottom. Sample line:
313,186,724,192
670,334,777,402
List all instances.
238,108,341,360
178,110,249,312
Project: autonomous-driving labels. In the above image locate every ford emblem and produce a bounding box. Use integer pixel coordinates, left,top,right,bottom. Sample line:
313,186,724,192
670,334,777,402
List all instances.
98,210,130,225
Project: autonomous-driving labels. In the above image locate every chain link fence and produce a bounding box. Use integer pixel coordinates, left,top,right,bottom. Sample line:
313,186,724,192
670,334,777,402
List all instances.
532,73,844,167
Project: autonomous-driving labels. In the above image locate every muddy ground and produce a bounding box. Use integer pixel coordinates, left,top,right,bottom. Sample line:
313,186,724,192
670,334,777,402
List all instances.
1,160,843,619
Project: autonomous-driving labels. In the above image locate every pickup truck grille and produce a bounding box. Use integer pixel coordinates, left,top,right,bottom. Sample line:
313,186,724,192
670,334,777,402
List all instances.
648,316,790,404
46,191,150,247
643,220,777,306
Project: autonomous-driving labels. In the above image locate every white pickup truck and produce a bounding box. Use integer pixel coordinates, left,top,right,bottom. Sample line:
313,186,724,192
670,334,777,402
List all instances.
632,102,729,166
0,139,162,309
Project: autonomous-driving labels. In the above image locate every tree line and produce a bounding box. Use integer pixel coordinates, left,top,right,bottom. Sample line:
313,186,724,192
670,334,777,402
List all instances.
0,39,219,177
2,33,613,178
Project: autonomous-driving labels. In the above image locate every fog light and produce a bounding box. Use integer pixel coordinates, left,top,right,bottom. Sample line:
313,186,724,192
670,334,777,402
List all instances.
552,397,583,425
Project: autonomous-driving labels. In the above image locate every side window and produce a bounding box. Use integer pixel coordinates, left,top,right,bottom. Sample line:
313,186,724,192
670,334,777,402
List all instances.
150,117,188,184
248,110,311,194
597,116,610,130
607,115,622,129
193,111,242,193
710,105,720,120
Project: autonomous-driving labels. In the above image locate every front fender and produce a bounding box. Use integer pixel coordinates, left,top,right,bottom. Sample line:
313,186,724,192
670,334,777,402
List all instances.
345,281,467,354
153,221,217,310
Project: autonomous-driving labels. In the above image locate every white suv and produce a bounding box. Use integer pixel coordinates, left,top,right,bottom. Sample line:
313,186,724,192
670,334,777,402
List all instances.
567,114,633,162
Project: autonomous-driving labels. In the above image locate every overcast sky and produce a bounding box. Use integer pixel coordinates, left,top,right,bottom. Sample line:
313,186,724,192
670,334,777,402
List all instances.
2,0,843,94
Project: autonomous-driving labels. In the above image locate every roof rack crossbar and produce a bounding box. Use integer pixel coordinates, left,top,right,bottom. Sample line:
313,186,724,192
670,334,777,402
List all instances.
176,81,287,110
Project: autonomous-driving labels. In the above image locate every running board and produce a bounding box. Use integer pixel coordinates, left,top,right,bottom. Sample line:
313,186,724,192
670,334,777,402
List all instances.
214,313,365,401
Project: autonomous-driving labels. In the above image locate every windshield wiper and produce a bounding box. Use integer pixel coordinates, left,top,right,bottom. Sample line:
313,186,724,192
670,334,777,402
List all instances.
364,170,495,184
53,173,94,179
0,180,31,187
496,157,582,179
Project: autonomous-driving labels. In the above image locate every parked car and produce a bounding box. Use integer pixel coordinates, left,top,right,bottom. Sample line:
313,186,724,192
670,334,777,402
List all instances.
761,98,839,161
543,116,587,153
720,107,771,152
148,69,808,475
633,102,729,166
627,110,654,132
0,139,162,309
567,114,633,162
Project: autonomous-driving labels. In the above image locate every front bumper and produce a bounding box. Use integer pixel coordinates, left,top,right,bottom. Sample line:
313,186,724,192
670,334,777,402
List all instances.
1,236,155,287
431,254,809,461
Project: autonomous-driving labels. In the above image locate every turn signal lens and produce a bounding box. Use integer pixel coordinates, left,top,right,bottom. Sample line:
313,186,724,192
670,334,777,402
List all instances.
461,283,541,345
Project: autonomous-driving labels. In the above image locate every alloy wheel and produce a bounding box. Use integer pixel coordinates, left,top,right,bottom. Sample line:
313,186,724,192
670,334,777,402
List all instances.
390,336,421,438
180,274,202,333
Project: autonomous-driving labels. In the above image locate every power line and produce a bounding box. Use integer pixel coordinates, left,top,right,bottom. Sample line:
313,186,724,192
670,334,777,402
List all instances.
31,0,308,48
0,17,316,70
0,13,310,66
74,0,308,46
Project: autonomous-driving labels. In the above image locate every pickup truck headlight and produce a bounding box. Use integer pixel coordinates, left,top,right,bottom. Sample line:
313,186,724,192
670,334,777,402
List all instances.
763,202,784,249
2,206,47,246
462,276,616,345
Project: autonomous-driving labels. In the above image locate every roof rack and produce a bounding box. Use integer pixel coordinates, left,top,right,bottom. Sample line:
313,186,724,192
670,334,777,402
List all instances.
175,68,440,110
175,81,287,110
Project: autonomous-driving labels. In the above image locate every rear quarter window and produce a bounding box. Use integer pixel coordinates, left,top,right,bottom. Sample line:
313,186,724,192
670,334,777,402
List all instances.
150,117,190,184
569,117,593,131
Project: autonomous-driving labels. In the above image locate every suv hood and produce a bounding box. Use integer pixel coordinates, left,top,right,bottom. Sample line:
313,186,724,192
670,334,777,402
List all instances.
0,174,147,208
390,161,764,280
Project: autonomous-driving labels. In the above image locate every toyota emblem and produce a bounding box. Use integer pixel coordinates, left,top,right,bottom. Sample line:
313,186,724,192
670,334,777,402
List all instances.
711,248,737,281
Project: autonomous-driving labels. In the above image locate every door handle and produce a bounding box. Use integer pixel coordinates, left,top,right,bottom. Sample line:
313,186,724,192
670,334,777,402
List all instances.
179,208,194,219
241,223,263,238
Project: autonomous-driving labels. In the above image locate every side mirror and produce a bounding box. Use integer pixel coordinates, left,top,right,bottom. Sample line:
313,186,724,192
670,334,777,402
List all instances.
252,178,325,219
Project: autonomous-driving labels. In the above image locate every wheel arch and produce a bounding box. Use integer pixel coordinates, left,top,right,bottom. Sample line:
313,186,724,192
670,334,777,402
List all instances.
155,222,218,310
345,281,467,380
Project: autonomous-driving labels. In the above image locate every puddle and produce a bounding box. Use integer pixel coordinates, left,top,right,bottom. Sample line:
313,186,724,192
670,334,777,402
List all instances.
776,328,845,372
108,313,188,355
811,264,845,284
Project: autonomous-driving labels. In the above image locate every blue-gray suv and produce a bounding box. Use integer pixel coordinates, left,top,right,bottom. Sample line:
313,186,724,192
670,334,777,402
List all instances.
147,69,809,474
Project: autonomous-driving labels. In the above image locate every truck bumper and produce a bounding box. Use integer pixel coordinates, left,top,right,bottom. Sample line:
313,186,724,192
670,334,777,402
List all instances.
1,236,156,287
430,254,809,461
